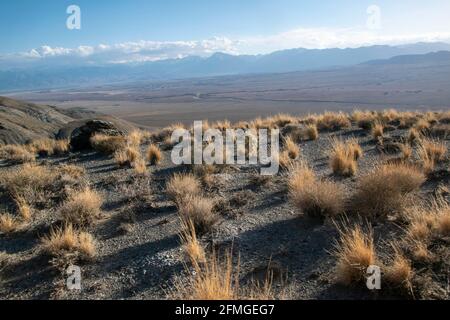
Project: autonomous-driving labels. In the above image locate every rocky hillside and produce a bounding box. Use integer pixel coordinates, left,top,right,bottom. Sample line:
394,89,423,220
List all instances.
0,96,136,145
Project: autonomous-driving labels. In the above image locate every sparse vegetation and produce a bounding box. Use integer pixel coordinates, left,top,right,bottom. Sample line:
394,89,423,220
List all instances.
146,144,163,165
166,173,201,204
177,195,218,234
0,145,35,163
91,134,126,154
329,138,360,176
59,188,103,226
289,162,346,219
351,163,426,218
0,213,21,234
334,224,376,285
40,224,96,260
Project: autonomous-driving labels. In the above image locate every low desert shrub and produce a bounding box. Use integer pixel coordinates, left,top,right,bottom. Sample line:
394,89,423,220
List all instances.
114,146,140,167
146,144,163,165
40,224,96,260
329,138,360,177
283,137,300,160
384,247,413,292
177,195,218,235
0,213,21,234
166,173,201,204
0,164,57,201
0,145,35,163
350,164,426,218
316,112,351,131
334,224,376,285
28,138,69,156
90,134,126,154
59,188,103,226
371,122,384,140
289,162,346,219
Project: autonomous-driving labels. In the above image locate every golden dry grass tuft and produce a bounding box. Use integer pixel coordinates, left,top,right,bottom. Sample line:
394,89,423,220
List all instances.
0,145,35,163
352,110,376,130
40,224,96,260
334,224,376,285
371,122,384,140
305,124,319,140
177,195,218,235
417,137,447,168
351,163,426,218
114,145,140,167
288,162,346,219
384,247,413,291
329,138,360,177
174,250,238,300
132,157,148,176
0,164,58,201
316,112,351,131
28,138,69,156
146,144,163,165
283,136,300,160
60,188,103,226
126,130,144,146
166,173,201,204
14,196,32,221
179,218,206,265
90,134,126,155
400,143,413,161
0,213,21,234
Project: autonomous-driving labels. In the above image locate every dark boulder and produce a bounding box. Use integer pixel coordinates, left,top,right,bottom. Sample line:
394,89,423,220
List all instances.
69,120,124,151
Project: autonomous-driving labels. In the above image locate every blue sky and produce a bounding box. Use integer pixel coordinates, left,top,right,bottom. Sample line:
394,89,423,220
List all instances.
1,0,450,64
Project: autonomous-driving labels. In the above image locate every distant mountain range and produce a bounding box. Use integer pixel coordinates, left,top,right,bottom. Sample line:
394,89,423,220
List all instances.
1,42,450,92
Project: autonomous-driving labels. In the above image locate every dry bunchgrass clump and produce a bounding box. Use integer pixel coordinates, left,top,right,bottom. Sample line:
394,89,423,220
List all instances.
126,130,144,146
400,144,413,161
14,196,32,221
288,162,346,219
28,138,69,156
57,164,86,180
316,112,351,131
0,213,21,234
146,144,163,165
371,122,384,140
177,195,218,234
384,247,413,291
60,188,103,226
179,218,206,265
407,128,421,144
174,250,238,300
0,164,57,201
418,137,447,163
329,138,360,177
305,124,319,140
114,145,140,167
334,224,376,285
132,157,148,176
283,136,300,160
166,173,201,204
351,163,426,218
352,110,376,130
0,145,35,163
414,119,431,133
90,134,126,154
40,224,96,260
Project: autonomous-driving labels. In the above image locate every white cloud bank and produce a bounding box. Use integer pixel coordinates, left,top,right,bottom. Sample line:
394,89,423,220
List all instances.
4,27,450,66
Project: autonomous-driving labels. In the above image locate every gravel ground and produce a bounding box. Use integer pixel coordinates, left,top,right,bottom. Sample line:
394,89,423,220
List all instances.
0,124,449,300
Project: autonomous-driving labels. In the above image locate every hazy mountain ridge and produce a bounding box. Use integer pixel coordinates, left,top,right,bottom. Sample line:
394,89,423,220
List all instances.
2,42,450,91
